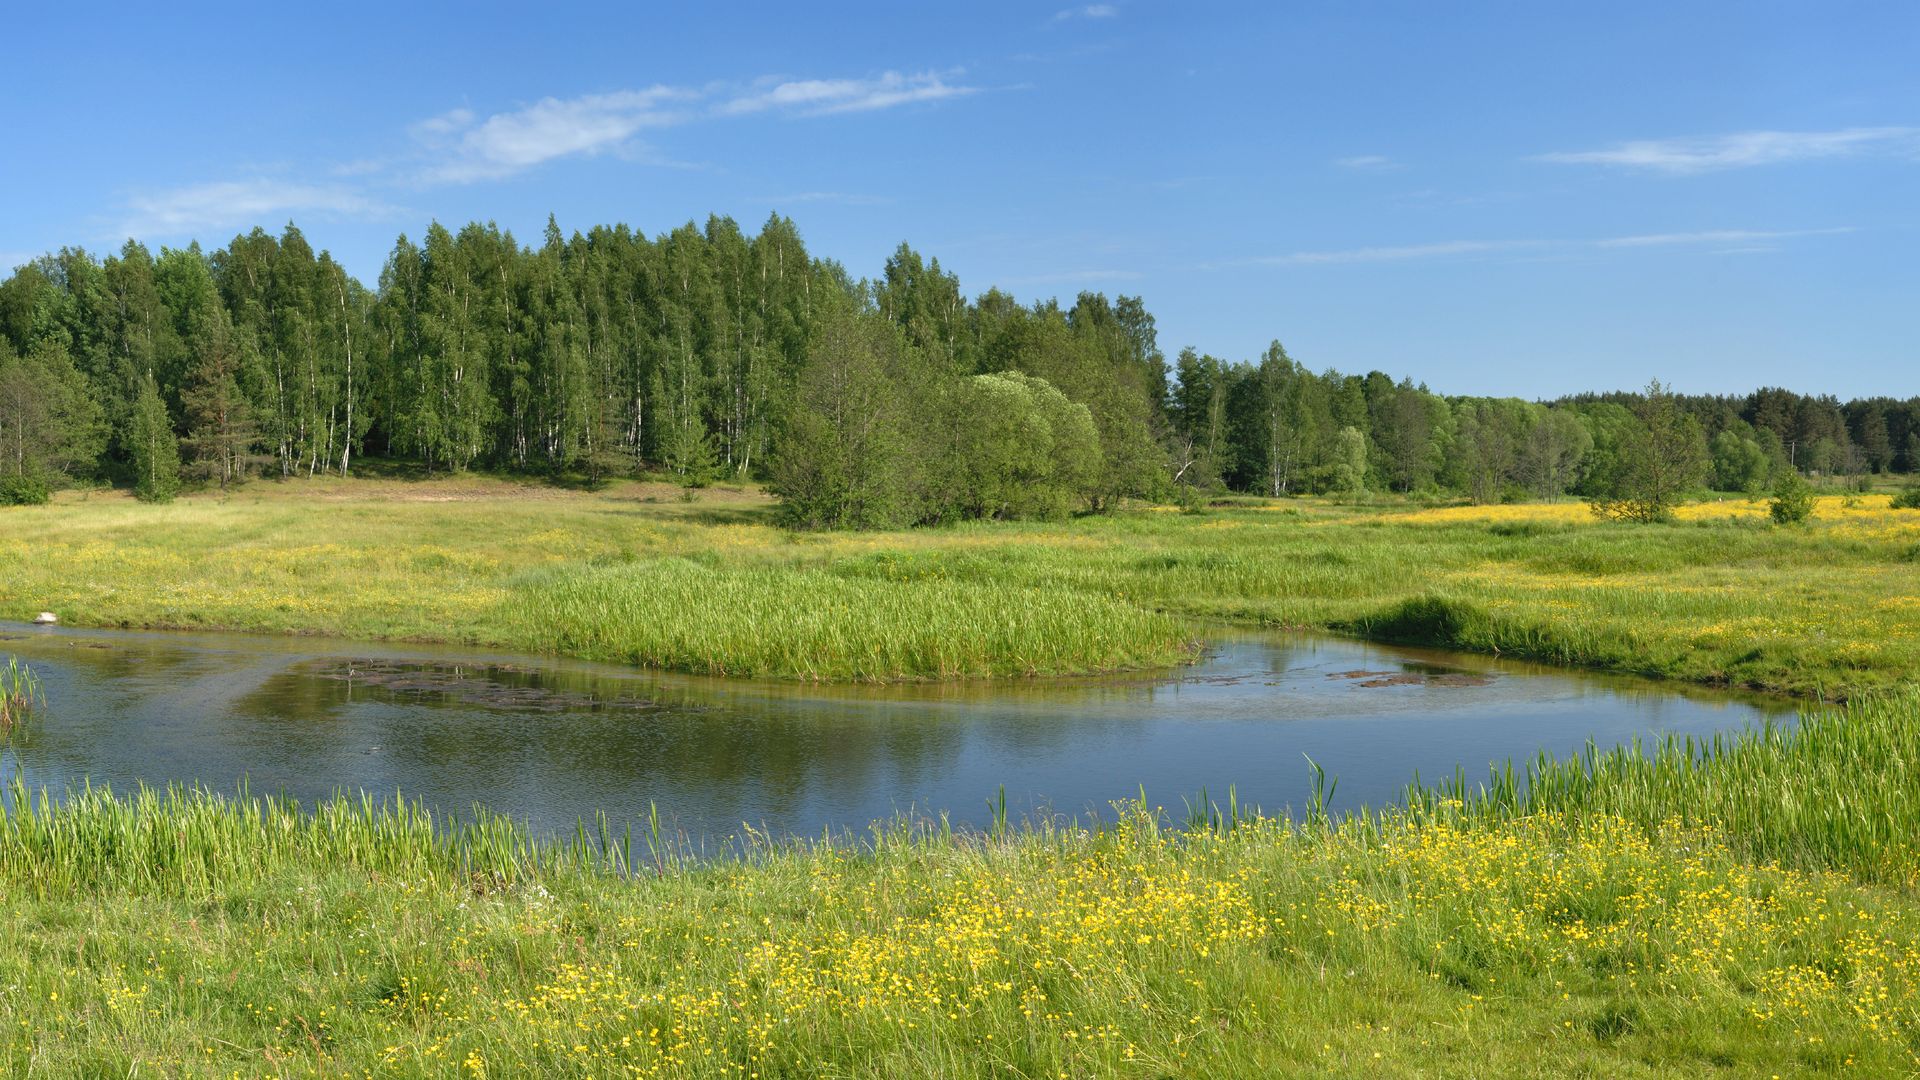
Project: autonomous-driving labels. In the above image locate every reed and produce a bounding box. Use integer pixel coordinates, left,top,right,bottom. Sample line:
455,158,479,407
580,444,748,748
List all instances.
1409,689,1920,886
501,558,1197,680
0,655,39,731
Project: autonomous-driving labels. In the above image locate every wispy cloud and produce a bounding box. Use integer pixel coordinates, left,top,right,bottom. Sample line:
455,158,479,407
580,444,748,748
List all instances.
1595,226,1857,248
1218,227,1853,269
119,179,401,239
415,87,694,183
722,70,975,117
1537,126,1920,174
1334,155,1400,171
416,72,975,183
1050,4,1118,23
114,66,983,237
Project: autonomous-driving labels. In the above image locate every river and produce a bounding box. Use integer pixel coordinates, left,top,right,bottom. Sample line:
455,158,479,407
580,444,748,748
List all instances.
0,621,1790,847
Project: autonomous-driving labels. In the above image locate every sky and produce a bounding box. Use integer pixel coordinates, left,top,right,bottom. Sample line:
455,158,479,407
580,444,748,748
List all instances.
3,2,1915,399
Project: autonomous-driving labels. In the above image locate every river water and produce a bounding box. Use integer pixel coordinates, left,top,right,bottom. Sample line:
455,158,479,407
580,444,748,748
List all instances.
0,621,1790,846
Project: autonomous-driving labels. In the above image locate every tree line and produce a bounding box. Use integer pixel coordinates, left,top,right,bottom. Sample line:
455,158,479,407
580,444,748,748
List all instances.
2,214,1915,518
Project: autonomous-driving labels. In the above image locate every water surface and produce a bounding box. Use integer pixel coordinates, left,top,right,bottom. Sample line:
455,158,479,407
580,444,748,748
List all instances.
0,622,1790,845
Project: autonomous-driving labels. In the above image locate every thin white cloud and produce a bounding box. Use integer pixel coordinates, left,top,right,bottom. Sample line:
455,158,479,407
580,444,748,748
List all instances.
409,108,477,139
1595,226,1856,248
1335,155,1399,171
720,70,974,117
114,67,983,233
1051,4,1118,23
416,88,693,183
415,72,975,183
1538,126,1920,174
1218,227,1854,269
118,179,401,239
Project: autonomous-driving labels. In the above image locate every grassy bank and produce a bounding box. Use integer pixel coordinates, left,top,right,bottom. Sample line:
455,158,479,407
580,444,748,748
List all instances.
2,477,1917,691
2,693,1916,1077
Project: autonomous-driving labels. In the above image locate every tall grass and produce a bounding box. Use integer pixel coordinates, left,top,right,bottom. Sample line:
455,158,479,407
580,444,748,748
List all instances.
1,693,1918,1075
0,781,635,896
1412,690,1920,886
0,655,39,731
502,558,1197,680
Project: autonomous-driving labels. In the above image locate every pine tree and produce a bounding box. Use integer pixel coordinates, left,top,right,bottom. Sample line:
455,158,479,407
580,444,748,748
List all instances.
180,302,264,488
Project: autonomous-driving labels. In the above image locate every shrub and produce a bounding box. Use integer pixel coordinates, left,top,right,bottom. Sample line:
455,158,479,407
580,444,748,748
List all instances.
0,474,50,506
1768,471,1814,524
1891,485,1920,510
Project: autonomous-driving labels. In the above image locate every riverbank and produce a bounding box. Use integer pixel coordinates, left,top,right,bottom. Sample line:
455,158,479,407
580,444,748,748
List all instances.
2,692,1915,1077
2,477,1917,693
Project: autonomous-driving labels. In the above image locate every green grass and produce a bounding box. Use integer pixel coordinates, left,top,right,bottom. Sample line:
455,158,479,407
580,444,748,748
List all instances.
504,559,1191,679
2,693,1917,1076
2,476,1916,691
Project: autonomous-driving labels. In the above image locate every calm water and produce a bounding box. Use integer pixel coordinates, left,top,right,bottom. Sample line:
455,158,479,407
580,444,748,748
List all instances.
0,621,1791,845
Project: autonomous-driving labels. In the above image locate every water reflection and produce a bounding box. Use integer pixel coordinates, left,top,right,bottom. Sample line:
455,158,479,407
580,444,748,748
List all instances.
0,622,1792,845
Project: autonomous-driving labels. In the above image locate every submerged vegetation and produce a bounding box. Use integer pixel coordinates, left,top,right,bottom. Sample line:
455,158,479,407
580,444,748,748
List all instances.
3,480,1917,692
1,692,1917,1076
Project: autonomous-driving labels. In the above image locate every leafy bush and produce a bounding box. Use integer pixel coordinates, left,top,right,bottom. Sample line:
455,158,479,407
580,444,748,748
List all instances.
1891,485,1920,510
0,474,50,506
1768,471,1814,524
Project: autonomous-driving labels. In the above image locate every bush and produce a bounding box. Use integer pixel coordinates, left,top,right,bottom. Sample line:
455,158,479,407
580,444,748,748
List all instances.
1769,471,1815,524
1891,485,1920,510
0,474,51,506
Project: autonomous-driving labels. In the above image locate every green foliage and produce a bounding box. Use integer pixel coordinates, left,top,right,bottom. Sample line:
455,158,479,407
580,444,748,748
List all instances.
0,472,50,505
1709,428,1770,493
1768,469,1815,524
1,219,1915,528
934,371,1100,521
128,375,180,502
1587,380,1709,522
1892,484,1920,510
0,338,105,486
1325,424,1369,495
770,305,913,530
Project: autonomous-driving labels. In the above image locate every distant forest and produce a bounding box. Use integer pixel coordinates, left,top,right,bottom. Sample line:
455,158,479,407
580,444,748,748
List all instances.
1,214,1915,520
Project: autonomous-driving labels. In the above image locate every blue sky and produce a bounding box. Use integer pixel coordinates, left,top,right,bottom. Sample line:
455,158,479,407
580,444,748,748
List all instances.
4,2,1914,398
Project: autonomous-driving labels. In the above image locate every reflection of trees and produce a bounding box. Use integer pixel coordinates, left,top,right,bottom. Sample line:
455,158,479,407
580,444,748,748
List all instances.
226,661,992,831
3,625,1794,851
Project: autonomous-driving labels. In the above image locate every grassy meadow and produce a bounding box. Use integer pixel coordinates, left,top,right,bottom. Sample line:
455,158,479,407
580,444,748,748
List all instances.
2,476,1917,693
0,693,1916,1077
5,476,1920,1075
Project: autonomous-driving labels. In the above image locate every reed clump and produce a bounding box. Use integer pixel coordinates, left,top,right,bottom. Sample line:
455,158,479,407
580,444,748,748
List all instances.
0,656,39,732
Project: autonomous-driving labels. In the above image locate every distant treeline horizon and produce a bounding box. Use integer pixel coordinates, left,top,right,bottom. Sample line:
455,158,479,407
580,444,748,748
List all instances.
1,215,1915,517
